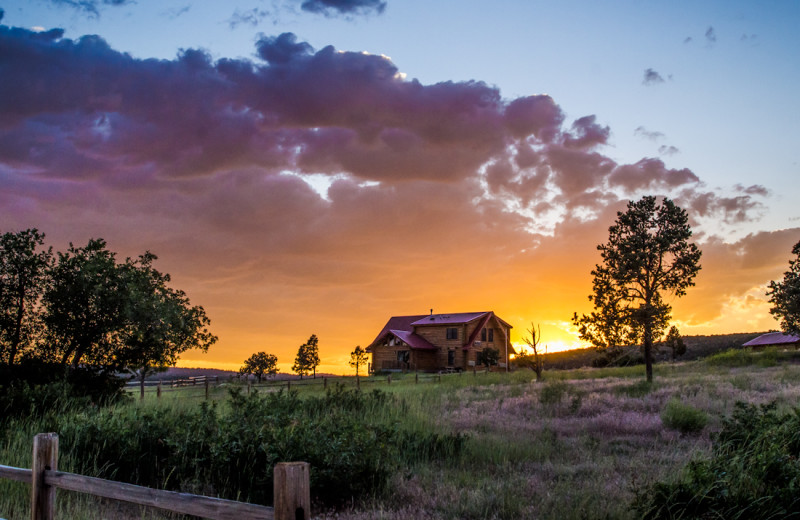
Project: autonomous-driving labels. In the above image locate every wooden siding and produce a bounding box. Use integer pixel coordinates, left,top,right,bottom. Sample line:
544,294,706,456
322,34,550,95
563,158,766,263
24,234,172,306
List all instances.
369,313,512,372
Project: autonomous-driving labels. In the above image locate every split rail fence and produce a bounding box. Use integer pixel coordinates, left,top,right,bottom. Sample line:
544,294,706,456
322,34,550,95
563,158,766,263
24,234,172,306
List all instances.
0,433,309,520
126,367,497,400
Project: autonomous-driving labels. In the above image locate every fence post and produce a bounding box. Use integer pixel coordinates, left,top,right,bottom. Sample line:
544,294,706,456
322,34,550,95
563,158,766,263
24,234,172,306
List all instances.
415,371,418,384
205,377,210,400
247,379,251,395
287,380,291,391
324,377,327,389
356,375,360,390
273,462,310,520
31,433,58,520
157,380,162,399
387,374,391,385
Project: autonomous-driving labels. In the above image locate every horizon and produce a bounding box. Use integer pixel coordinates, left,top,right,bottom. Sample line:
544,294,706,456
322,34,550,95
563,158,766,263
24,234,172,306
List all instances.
1,0,798,375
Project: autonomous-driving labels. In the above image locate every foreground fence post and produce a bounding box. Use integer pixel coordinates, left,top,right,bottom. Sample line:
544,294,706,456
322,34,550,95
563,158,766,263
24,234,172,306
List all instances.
205,377,210,400
157,380,162,399
274,462,310,520
31,433,58,520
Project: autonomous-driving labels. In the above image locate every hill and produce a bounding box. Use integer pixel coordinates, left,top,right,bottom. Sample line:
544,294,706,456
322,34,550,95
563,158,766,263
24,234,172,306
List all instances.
542,331,767,370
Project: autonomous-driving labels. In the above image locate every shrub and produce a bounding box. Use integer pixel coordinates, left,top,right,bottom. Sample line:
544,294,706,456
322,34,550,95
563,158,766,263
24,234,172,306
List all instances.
660,398,708,434
59,385,465,508
634,401,800,519
539,380,569,405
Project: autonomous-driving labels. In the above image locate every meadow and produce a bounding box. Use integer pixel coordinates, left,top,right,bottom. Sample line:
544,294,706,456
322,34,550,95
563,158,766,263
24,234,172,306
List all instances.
3,348,800,519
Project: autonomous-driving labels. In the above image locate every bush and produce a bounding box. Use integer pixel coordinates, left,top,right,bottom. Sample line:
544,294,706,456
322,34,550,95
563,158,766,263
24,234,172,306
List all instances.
0,361,127,422
59,385,465,508
539,380,570,405
634,401,800,518
660,398,708,434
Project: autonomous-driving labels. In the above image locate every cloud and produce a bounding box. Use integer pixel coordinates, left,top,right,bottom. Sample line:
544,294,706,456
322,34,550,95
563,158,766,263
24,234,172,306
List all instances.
658,145,679,156
300,0,387,16
0,24,776,368
46,0,133,18
634,126,665,141
228,8,273,29
705,26,716,45
642,68,665,86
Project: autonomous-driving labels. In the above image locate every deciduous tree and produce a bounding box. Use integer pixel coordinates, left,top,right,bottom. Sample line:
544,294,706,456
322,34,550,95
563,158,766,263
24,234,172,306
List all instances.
240,351,278,382
42,239,125,368
768,240,800,337
0,229,51,365
514,323,547,381
581,196,701,382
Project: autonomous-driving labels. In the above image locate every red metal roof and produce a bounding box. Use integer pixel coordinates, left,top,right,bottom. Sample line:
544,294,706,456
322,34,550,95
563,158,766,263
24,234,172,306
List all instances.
743,332,800,347
367,315,427,350
411,312,489,326
389,329,438,350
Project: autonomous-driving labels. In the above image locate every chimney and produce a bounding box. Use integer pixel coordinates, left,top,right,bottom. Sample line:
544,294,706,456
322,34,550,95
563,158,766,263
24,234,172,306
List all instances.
430,308,433,315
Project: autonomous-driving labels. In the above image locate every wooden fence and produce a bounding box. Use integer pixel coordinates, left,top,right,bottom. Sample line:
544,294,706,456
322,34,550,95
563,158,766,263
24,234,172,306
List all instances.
0,433,309,520
126,368,494,400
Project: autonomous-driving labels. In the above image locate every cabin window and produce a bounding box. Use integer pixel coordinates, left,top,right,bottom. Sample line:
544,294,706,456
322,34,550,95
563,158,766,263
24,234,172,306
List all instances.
446,327,458,340
481,328,487,341
397,350,410,364
447,350,455,366
488,328,494,342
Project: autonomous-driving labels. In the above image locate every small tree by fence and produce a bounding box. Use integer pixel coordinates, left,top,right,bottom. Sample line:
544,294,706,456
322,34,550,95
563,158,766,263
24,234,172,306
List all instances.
0,433,310,520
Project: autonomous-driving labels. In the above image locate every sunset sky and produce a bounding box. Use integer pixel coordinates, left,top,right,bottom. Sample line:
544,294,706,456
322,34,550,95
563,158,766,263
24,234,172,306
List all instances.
1,0,799,374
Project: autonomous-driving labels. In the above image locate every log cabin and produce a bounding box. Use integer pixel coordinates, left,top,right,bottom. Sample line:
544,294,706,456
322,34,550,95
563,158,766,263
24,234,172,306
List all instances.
366,311,513,373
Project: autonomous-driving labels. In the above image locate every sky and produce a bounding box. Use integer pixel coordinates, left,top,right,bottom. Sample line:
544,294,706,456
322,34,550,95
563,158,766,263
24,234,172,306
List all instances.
1,0,799,374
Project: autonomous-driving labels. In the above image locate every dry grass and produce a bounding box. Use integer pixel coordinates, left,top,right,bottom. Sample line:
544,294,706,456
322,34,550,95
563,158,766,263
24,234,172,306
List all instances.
321,357,800,519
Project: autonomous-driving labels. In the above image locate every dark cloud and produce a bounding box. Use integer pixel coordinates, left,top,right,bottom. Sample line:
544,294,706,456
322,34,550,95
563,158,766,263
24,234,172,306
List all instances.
634,126,665,141
0,9,4,22
642,68,665,86
658,145,679,156
300,0,387,16
683,36,692,44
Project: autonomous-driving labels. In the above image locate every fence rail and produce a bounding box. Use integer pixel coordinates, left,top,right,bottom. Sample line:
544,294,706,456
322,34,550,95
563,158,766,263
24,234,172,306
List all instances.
125,368,494,399
0,433,309,520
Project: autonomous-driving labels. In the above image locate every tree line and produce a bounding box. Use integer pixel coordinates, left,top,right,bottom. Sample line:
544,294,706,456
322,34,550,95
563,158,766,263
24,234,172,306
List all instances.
239,338,371,381
0,229,217,382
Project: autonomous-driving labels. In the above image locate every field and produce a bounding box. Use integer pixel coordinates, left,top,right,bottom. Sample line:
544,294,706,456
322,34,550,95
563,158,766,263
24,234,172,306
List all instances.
3,347,800,519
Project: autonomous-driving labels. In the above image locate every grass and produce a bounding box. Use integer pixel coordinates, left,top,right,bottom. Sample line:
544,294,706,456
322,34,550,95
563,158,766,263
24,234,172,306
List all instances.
4,349,800,519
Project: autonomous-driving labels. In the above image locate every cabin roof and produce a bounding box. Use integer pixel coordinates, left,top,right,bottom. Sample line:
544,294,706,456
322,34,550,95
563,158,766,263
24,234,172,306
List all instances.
743,331,800,347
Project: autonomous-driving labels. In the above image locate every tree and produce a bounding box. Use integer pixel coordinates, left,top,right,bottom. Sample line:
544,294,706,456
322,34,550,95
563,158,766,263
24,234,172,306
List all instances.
240,351,279,382
514,323,547,381
583,196,701,382
41,239,126,368
767,240,800,337
41,239,217,374
477,347,500,368
662,325,686,362
349,345,368,378
115,252,217,391
0,229,52,365
292,335,320,379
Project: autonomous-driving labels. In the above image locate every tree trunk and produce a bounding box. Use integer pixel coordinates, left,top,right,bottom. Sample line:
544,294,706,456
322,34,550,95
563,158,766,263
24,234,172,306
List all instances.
643,314,654,383
8,289,25,365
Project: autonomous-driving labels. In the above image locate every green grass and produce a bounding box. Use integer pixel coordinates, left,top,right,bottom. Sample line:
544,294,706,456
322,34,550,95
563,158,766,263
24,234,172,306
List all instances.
6,349,800,519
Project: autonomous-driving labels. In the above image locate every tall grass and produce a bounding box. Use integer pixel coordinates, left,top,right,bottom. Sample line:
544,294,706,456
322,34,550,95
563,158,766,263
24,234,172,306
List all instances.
5,349,800,519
